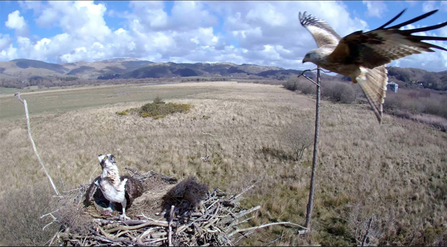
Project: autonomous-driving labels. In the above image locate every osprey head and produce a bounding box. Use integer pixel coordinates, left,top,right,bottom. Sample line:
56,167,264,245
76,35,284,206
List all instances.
98,154,116,169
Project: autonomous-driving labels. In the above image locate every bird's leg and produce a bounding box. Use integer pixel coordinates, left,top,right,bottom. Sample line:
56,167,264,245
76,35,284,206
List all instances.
120,200,130,220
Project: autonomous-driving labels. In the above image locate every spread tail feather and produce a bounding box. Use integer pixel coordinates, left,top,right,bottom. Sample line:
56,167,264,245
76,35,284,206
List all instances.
356,66,388,124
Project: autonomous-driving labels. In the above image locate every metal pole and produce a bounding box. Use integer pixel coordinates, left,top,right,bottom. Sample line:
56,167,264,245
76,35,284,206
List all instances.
305,67,321,229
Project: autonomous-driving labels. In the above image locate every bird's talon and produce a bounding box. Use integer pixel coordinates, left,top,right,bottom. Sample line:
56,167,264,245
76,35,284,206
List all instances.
120,215,130,221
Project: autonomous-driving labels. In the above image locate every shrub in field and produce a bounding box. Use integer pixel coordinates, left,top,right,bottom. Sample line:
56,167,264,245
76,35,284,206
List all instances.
153,95,165,104
285,76,356,104
284,122,314,161
116,97,193,119
384,89,447,119
323,82,356,104
0,183,58,245
283,76,314,95
116,110,128,116
262,122,314,162
139,101,192,119
300,81,315,95
420,96,447,119
283,79,298,91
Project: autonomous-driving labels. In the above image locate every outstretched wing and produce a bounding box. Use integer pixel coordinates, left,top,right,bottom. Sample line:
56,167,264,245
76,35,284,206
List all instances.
329,9,447,68
299,11,341,47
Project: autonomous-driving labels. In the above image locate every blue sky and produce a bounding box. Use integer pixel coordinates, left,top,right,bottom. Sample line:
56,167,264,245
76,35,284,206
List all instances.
1,1,447,71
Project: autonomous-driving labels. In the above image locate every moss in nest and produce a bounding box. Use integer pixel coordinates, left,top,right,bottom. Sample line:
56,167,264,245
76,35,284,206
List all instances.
161,176,208,217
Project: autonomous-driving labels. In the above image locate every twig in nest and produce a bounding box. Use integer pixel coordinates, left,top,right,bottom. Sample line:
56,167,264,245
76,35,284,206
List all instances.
40,209,59,230
168,205,175,246
230,179,261,201
228,221,308,237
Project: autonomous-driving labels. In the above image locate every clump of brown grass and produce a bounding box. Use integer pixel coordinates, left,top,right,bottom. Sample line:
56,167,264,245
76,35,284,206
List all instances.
0,182,59,246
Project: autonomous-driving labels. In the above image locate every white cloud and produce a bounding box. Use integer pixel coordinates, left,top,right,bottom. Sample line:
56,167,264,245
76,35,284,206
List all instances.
17,36,31,48
404,1,418,7
0,1,369,68
204,1,368,69
363,1,388,18
195,27,219,46
170,2,218,31
34,1,111,42
441,1,447,12
19,1,45,14
422,1,437,13
35,6,59,27
1,1,446,72
391,51,446,72
440,26,447,38
128,2,168,31
5,10,29,37
0,34,12,51
19,1,113,62
0,34,17,61
0,44,18,61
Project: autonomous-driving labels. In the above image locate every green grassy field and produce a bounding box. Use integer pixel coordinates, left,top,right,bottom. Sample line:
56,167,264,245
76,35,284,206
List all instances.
0,82,220,120
0,81,446,245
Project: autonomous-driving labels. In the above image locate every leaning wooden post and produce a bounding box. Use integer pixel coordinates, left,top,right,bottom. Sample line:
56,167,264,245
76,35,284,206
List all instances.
304,67,321,229
15,92,60,196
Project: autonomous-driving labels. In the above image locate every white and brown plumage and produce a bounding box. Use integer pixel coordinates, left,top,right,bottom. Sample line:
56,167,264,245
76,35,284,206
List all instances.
94,154,143,220
299,9,447,123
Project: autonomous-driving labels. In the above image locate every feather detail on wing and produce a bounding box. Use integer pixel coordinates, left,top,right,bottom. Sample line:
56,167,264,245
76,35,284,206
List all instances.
356,66,388,123
123,176,143,209
299,12,341,47
329,9,447,69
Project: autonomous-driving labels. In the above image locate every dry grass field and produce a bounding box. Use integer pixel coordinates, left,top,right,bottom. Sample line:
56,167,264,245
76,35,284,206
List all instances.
0,81,446,245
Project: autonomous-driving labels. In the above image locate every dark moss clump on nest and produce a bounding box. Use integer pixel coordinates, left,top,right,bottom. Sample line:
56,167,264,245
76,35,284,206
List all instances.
161,176,209,217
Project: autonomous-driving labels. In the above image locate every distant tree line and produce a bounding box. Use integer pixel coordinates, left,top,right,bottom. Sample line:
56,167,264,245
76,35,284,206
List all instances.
387,67,447,91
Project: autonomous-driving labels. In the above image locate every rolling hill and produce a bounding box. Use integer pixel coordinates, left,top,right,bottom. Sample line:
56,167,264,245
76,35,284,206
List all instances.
0,58,446,91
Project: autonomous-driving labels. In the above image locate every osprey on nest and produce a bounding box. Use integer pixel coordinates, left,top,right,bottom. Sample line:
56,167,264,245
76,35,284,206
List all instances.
94,154,143,220
299,9,447,123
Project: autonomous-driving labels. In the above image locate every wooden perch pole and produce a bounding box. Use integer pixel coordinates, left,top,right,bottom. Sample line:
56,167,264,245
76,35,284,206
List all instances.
297,68,321,230
15,92,60,196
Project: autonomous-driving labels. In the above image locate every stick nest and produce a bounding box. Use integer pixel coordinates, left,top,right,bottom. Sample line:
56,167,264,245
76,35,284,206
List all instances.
48,169,306,246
